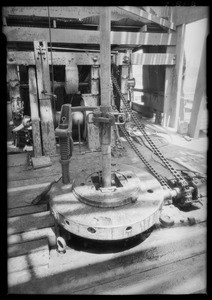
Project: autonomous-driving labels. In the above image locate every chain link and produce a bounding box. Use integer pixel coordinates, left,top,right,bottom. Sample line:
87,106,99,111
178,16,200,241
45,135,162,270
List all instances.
111,73,192,202
119,124,171,190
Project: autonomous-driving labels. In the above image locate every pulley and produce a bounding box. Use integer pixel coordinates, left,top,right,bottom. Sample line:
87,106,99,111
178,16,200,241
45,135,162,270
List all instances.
65,60,79,94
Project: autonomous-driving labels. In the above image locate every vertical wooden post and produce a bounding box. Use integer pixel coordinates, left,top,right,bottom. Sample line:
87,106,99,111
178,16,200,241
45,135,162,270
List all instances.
163,25,186,129
99,7,111,188
163,46,175,127
188,36,207,138
28,67,42,157
34,40,56,156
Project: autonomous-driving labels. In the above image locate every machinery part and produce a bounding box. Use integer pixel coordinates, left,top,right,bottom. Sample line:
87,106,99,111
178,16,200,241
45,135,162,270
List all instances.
89,109,126,126
12,115,33,148
55,104,73,184
159,214,174,227
65,60,79,94
128,78,136,89
49,164,164,241
73,170,140,208
56,236,67,253
187,217,196,226
92,108,115,127
111,73,193,207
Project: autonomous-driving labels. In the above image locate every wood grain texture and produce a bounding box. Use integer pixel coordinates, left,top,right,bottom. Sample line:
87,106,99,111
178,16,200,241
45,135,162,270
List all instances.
4,27,176,46
7,51,101,66
8,223,206,294
28,67,42,157
34,41,56,156
8,211,54,235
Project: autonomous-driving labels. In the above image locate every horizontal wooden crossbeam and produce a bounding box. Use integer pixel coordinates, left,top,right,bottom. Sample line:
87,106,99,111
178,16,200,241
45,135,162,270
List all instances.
7,51,101,65
2,6,174,30
7,51,176,66
3,27,176,46
3,6,100,20
117,53,176,65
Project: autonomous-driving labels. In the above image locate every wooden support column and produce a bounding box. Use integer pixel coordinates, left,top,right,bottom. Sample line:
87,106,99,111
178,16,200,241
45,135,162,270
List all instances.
34,41,56,156
163,46,175,127
163,25,186,129
28,67,42,157
7,65,22,125
188,36,207,138
99,7,111,188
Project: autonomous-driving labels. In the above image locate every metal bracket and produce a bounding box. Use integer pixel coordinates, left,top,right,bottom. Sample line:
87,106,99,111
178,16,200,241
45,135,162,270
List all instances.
88,110,126,126
36,45,47,61
55,104,72,138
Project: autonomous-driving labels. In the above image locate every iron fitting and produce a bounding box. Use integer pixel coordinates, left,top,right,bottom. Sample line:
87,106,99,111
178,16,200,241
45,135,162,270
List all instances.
60,158,71,165
55,128,71,138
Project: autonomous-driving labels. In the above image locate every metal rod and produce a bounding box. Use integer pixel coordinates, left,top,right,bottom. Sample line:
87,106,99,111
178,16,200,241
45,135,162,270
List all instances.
100,7,112,188
47,6,56,114
78,120,81,153
47,46,118,54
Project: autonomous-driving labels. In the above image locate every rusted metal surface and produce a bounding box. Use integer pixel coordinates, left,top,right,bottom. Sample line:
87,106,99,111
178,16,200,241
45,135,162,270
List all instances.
49,164,164,241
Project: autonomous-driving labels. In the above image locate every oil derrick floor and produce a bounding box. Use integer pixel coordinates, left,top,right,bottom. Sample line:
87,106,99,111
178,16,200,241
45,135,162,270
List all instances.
7,135,207,294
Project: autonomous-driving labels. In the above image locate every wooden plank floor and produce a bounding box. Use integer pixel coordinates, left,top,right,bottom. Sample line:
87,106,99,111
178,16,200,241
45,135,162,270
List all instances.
7,132,207,294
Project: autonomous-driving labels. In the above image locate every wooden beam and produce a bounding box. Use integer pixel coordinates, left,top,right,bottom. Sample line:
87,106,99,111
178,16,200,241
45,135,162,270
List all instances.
188,37,207,138
8,211,54,235
2,6,174,26
3,6,100,20
3,27,177,46
7,65,21,116
175,6,208,26
7,51,101,66
118,6,176,30
28,67,42,157
163,46,175,127
34,41,56,156
163,25,186,129
7,51,176,66
118,53,175,65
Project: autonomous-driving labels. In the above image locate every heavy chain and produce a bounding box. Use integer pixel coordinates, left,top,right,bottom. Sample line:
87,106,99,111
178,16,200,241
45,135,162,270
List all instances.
119,124,171,191
111,73,192,203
